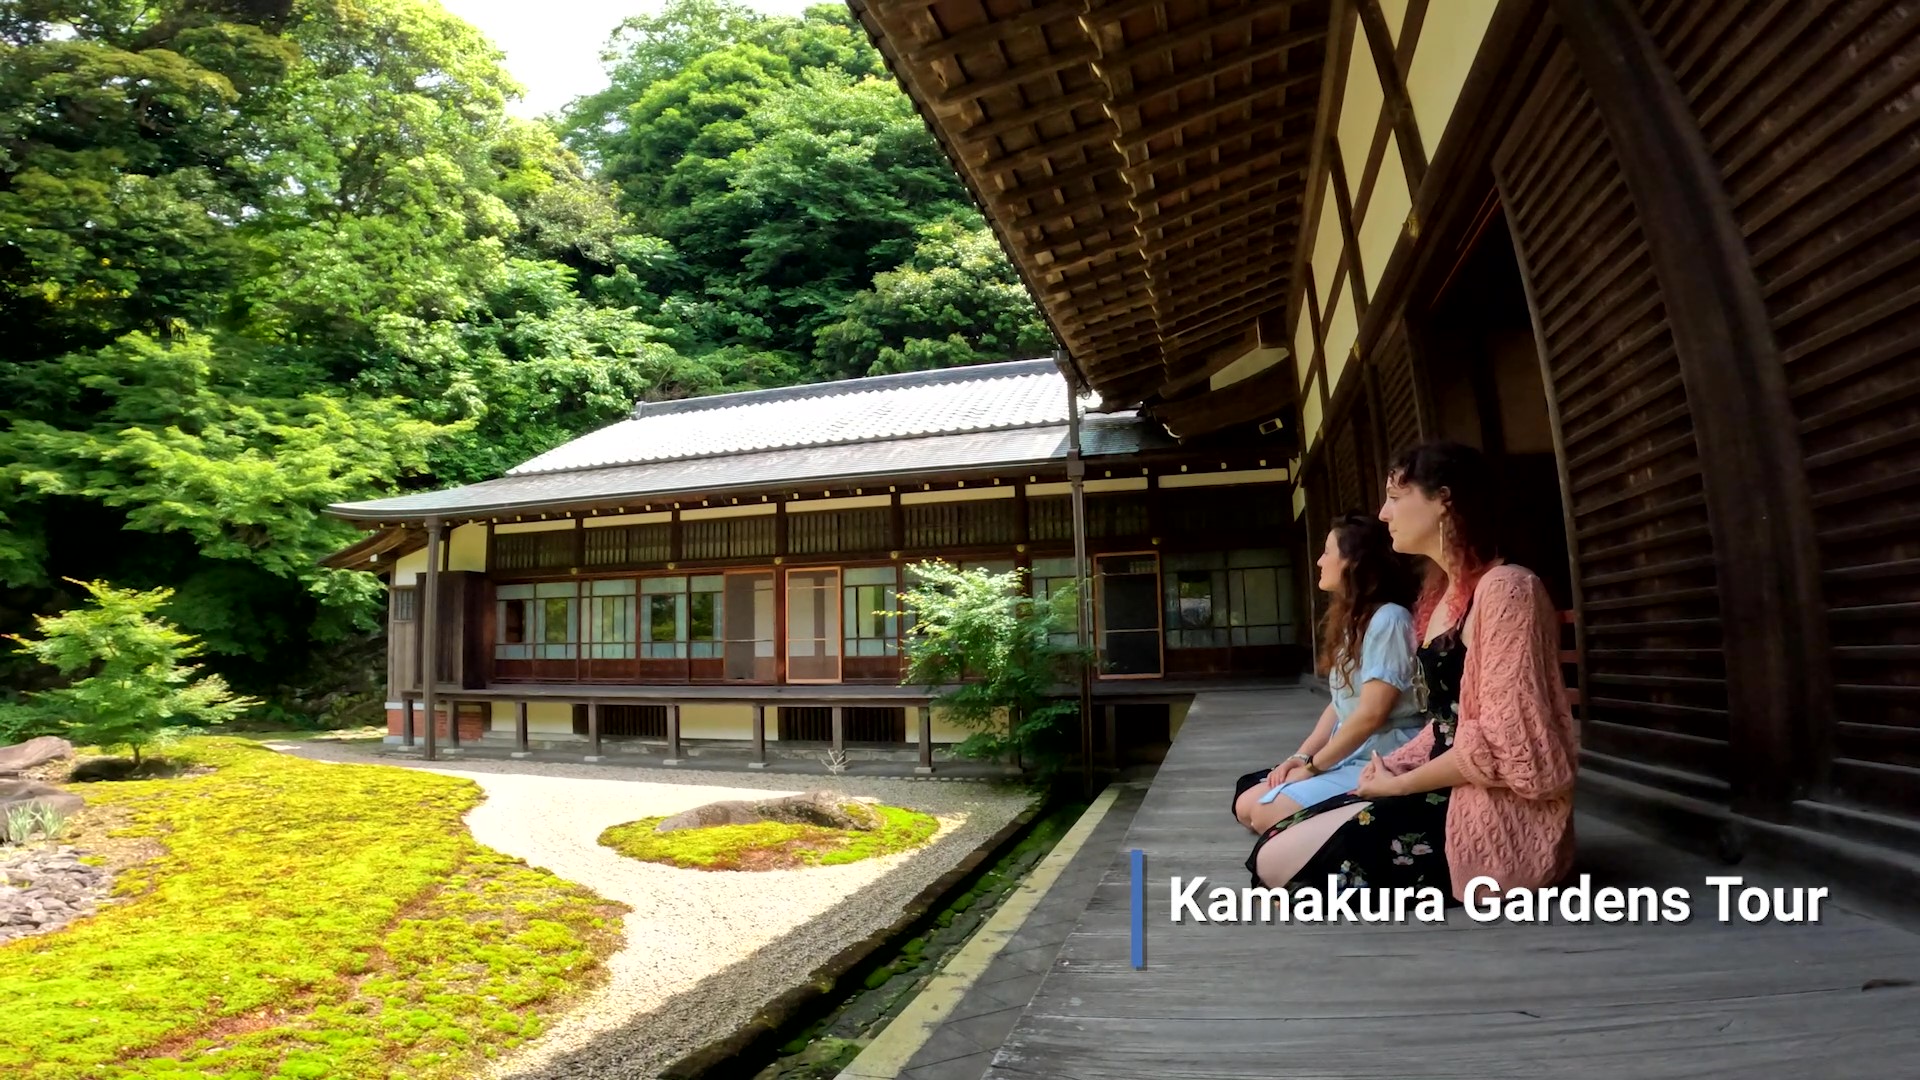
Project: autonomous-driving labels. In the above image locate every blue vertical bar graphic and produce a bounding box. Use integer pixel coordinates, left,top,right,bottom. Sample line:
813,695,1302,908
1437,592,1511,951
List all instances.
1130,848,1145,969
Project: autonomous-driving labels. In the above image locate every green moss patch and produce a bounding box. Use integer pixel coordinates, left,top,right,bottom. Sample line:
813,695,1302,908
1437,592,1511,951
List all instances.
599,804,939,871
0,737,625,1080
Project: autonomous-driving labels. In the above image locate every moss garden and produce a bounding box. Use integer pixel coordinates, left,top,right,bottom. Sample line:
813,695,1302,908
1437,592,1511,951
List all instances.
598,805,940,872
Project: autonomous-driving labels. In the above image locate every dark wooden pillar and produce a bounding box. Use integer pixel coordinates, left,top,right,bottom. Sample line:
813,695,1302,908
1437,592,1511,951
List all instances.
513,701,530,757
586,700,602,761
1105,704,1120,769
665,703,683,764
420,516,443,762
916,704,934,775
448,700,461,749
401,697,415,748
750,704,768,769
830,705,845,756
1550,0,1831,815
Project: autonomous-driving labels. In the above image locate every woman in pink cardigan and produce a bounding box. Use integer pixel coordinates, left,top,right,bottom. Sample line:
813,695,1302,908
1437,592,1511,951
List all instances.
1249,441,1578,901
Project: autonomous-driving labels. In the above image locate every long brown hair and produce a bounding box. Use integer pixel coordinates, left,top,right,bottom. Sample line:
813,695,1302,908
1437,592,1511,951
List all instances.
1386,441,1501,631
1318,512,1418,685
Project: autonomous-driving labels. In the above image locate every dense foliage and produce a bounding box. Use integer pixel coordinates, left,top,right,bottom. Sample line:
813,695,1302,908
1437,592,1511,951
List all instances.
0,0,1048,714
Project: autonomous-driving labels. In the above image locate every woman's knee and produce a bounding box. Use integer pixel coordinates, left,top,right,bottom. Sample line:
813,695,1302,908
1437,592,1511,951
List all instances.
1233,785,1264,826
1248,793,1300,832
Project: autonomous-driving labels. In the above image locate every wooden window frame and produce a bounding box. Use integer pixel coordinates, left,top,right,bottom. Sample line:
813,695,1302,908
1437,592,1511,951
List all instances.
1093,550,1167,682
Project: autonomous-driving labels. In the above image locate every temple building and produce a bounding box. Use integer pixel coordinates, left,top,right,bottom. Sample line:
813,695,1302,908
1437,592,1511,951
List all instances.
324,359,1303,766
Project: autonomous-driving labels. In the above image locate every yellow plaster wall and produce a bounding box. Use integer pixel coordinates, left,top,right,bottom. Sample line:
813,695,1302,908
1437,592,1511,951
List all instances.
1302,376,1325,449
1379,0,1410,43
1323,287,1358,393
448,524,486,572
1406,0,1501,162
526,701,574,735
1358,134,1413,298
682,703,756,740
1308,188,1346,326
1294,300,1319,389
1337,27,1385,182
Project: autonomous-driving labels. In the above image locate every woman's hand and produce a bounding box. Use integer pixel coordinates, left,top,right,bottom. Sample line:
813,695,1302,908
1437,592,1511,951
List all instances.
1267,761,1308,788
1353,753,1405,798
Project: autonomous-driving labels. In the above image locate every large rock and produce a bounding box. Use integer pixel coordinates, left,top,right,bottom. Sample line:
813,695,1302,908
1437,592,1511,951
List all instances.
654,790,881,834
0,737,73,775
0,780,84,840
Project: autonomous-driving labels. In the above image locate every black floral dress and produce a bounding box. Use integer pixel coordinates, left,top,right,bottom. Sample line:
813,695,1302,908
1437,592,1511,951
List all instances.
1246,603,1470,894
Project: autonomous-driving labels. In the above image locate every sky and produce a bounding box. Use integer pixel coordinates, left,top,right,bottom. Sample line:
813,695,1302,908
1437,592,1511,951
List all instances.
439,0,824,119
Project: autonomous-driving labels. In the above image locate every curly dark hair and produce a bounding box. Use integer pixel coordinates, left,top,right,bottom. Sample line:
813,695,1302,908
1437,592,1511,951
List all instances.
1317,512,1418,686
1386,440,1501,630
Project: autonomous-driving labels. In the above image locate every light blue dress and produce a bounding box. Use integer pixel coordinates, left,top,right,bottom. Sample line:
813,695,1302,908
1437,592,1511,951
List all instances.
1259,603,1424,808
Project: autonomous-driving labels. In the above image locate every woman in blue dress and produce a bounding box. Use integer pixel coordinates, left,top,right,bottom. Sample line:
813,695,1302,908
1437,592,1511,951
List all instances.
1233,512,1421,834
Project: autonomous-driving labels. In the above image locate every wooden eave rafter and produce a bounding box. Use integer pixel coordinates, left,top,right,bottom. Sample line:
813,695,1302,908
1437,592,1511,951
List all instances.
851,0,1327,418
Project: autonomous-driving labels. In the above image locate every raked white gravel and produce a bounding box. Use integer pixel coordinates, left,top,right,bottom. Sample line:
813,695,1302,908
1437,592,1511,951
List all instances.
271,743,1034,1079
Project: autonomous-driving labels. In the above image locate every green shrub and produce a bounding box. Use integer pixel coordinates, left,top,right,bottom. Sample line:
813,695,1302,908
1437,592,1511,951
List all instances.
895,560,1090,776
0,579,259,762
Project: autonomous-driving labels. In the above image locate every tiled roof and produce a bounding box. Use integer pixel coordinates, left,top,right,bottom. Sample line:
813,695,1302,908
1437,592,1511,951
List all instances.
508,358,1089,475
327,416,1166,521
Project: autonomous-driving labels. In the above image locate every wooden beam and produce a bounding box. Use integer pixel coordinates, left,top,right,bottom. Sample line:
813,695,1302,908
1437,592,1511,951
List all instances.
1135,168,1304,228
1101,27,1330,116
1009,179,1138,228
586,699,601,760
998,154,1123,204
932,42,1100,108
961,82,1111,143
917,705,934,774
1153,362,1297,437
1095,13,1324,72
1129,143,1307,211
1149,216,1297,275
750,704,768,768
1141,199,1301,259
908,1,1083,64
1152,243,1292,302
1326,138,1368,315
1024,211,1138,251
1121,104,1319,183
514,700,529,755
665,702,683,764
1162,274,1291,339
1115,70,1322,152
978,121,1118,177
1355,0,1428,189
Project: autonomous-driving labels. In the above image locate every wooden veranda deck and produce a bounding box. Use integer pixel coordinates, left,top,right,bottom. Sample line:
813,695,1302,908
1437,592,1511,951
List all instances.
982,688,1920,1079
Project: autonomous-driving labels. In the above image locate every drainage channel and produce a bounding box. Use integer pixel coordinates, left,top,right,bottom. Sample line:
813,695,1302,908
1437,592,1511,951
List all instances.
741,791,1097,1080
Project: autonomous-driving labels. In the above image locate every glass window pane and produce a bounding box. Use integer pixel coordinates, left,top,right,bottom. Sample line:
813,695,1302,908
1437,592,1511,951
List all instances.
642,575,686,595
497,584,535,599
1239,568,1279,627
690,591,719,641
1031,556,1077,576
591,578,635,596
535,582,576,598
690,574,725,591
541,598,572,643
844,565,897,586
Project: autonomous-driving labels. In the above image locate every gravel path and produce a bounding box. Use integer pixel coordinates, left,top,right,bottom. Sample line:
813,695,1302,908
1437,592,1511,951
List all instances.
272,742,1034,1078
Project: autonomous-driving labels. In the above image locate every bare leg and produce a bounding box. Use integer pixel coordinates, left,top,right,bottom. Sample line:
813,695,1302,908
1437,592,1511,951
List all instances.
1246,791,1303,833
1252,802,1371,888
1233,784,1270,829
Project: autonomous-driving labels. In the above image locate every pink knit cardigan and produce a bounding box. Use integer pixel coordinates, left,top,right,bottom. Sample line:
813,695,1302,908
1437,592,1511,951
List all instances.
1381,564,1579,900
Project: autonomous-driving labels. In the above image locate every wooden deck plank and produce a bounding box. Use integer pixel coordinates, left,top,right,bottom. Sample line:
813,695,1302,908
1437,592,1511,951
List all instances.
982,688,1920,1079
